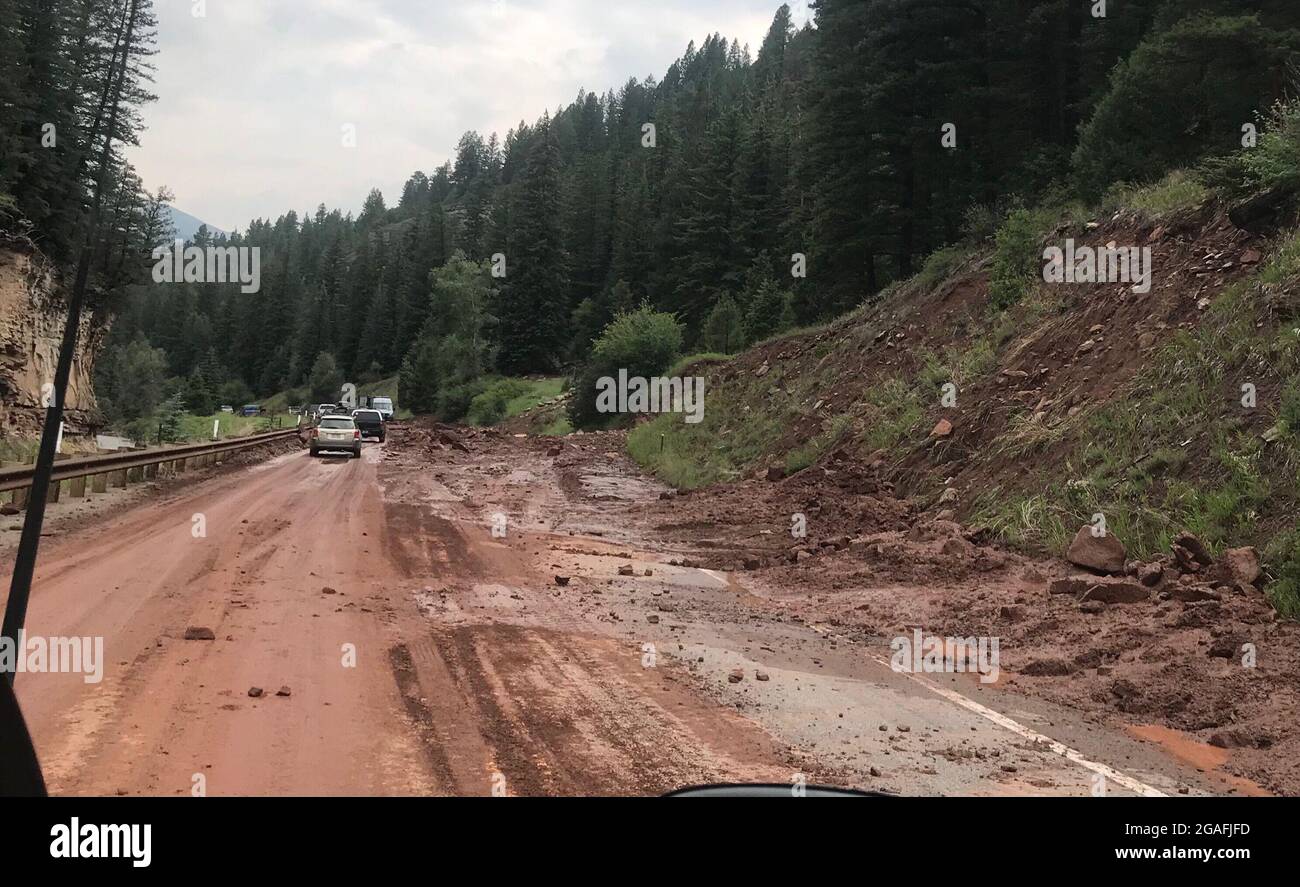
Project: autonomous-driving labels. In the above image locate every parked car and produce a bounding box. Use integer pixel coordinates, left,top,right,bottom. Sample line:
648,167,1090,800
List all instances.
240,404,261,416
219,405,234,414
314,403,337,420
351,409,386,442
309,415,361,458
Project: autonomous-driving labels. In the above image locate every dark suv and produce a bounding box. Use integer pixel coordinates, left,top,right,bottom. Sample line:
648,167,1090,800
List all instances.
351,409,386,442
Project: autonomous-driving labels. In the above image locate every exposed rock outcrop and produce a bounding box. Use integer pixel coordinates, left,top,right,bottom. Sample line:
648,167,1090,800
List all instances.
0,236,104,435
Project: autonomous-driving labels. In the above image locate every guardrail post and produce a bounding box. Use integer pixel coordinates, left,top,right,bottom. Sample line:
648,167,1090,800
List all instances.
12,487,29,509
45,480,60,504
69,476,86,498
91,474,107,494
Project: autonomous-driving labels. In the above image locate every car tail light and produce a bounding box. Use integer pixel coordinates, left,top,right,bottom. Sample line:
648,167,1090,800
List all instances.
354,430,361,440
311,429,318,439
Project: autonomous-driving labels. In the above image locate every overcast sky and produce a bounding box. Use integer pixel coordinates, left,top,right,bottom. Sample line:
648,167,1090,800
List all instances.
128,0,803,232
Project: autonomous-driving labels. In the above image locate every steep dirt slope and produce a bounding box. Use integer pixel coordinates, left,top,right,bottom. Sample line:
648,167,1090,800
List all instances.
639,199,1300,604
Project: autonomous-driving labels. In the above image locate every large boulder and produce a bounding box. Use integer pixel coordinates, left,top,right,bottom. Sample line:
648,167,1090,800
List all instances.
1065,525,1126,574
1222,547,1261,586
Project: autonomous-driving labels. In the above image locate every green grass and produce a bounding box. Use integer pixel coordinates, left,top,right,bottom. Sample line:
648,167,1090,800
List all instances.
0,439,40,464
786,415,852,474
627,367,790,488
916,245,974,292
176,412,268,441
501,377,564,420
1101,169,1209,218
539,416,573,436
466,376,564,426
665,352,731,378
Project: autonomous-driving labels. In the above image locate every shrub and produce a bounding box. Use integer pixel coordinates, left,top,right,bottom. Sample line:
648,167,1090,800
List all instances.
988,208,1040,310
568,305,684,429
466,379,531,426
743,279,793,344
1201,99,1300,198
700,294,744,353
916,246,969,292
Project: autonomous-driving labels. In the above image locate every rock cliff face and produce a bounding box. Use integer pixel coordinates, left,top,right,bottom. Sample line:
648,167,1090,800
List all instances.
0,237,105,436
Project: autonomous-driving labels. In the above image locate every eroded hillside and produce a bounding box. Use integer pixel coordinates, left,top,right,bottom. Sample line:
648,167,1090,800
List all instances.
633,192,1300,616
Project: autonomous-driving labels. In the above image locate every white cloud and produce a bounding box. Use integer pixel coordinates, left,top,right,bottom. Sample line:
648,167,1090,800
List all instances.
128,0,776,231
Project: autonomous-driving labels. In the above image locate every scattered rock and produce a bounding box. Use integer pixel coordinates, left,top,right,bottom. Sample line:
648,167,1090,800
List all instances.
647,614,660,624
940,537,975,559
183,626,216,641
727,668,745,684
1081,581,1149,604
1138,562,1164,587
1022,658,1077,676
0,504,20,516
765,466,786,482
1222,547,1261,586
275,686,291,697
247,687,264,698
1065,525,1126,574
1048,577,1095,596
1209,729,1268,750
931,418,953,438
938,487,960,504
1079,600,1107,614
618,564,635,576
1168,585,1220,603
755,671,770,682
554,575,570,587
1208,637,1244,659
1173,532,1213,568
321,586,338,595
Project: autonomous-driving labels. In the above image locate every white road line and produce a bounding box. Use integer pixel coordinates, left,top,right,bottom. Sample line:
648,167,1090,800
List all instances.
809,623,1167,797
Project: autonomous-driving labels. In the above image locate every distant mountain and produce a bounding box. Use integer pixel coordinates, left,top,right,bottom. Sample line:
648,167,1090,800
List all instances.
163,206,226,243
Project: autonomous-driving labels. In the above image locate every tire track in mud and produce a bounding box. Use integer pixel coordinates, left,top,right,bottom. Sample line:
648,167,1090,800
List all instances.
386,643,456,791
436,624,567,796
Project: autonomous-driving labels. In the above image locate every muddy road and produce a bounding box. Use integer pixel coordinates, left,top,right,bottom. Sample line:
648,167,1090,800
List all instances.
0,426,1277,796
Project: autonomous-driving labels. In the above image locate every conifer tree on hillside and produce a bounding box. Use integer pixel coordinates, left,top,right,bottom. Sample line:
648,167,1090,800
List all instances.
495,122,570,375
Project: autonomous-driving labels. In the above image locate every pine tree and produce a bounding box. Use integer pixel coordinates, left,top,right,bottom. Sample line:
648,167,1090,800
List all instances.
495,123,569,374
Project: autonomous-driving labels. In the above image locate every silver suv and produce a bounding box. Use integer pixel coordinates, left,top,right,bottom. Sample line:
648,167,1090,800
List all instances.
310,415,361,458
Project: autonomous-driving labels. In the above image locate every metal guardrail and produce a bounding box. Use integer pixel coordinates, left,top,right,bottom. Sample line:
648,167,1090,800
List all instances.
0,428,301,496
